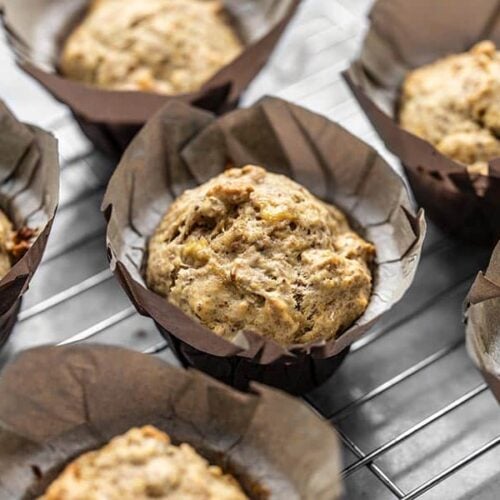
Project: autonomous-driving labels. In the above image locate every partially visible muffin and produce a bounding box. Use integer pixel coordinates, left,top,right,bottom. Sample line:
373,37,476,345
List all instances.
60,0,243,94
400,41,500,175
147,165,375,346
0,210,13,280
0,209,37,280
39,426,248,500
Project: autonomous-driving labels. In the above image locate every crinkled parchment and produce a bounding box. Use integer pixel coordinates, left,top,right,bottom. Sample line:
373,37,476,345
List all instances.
466,241,500,403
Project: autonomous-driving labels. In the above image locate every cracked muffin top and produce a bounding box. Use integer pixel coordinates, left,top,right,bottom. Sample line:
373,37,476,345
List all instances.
146,165,375,346
39,426,248,500
60,0,243,94
400,41,500,175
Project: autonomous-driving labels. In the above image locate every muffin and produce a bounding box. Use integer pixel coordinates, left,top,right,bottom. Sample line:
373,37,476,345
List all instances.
0,209,35,281
147,165,375,346
39,425,248,500
400,41,500,176
60,0,243,94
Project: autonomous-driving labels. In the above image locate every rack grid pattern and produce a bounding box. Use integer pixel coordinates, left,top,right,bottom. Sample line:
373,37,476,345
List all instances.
1,1,499,498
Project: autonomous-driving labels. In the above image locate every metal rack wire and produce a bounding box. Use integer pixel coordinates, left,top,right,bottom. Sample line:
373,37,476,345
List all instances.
1,0,499,498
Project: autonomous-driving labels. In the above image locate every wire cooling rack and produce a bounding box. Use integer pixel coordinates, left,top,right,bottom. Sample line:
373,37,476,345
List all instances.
0,1,499,498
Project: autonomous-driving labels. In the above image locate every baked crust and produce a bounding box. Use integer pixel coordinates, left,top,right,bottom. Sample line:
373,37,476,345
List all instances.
147,165,375,345
39,426,248,500
60,0,243,94
0,209,13,280
400,41,500,175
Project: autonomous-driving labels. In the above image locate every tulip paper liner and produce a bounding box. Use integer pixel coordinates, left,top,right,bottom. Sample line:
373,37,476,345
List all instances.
465,241,500,404
0,101,59,349
343,0,500,244
102,96,425,394
0,344,343,500
0,0,300,157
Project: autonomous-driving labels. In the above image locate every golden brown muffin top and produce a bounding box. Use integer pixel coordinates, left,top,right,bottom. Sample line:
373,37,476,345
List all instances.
147,165,375,346
39,426,248,500
400,41,500,175
60,0,243,94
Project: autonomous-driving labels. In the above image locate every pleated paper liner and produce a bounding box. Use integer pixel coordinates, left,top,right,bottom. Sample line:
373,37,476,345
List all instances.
102,96,426,395
343,0,500,245
465,241,500,404
0,345,343,500
0,101,59,349
0,0,300,157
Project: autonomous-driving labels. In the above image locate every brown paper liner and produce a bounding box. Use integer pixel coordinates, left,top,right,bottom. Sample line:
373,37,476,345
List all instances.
102,96,426,394
0,0,300,157
0,101,59,348
343,0,500,245
465,241,500,404
0,345,343,499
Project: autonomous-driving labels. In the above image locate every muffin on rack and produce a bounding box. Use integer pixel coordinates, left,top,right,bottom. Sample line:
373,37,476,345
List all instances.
147,165,375,346
60,0,243,94
39,425,248,500
399,41,500,176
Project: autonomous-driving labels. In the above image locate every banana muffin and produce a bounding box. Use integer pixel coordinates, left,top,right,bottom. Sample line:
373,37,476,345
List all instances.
39,426,248,500
147,165,375,346
60,0,243,94
400,41,500,175
0,210,12,279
